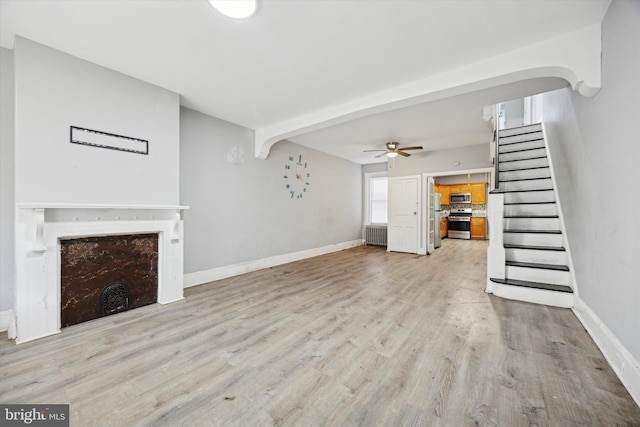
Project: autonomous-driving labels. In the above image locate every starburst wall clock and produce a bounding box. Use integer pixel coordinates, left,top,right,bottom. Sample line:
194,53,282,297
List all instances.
284,154,310,199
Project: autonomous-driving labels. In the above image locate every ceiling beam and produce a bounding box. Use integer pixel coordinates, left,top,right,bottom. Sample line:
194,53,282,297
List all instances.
255,24,602,160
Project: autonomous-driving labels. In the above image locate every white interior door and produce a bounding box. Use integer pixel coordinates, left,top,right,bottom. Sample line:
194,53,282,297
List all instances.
388,176,419,254
427,176,435,254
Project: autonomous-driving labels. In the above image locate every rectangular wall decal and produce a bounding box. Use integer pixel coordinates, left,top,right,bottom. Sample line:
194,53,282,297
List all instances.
70,126,148,154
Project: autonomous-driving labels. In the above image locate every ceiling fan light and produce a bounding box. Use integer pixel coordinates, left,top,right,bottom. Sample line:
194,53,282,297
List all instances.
208,0,257,19
387,151,398,158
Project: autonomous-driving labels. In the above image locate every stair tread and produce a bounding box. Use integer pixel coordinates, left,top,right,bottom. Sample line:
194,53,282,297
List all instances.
499,137,544,147
498,125,543,137
504,243,566,251
504,229,562,234
499,146,545,154
495,188,554,193
500,127,542,133
490,277,573,293
499,167,550,176
506,260,569,271
501,123,541,130
504,201,556,205
499,155,548,163
504,215,559,218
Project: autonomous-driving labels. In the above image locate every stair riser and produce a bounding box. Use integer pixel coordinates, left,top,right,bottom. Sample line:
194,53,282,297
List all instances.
500,178,553,192
500,157,549,171
499,139,545,153
504,233,564,247
499,148,547,162
491,283,573,308
504,191,555,204
506,265,570,286
505,204,557,217
499,124,542,138
505,248,567,265
499,168,551,181
503,217,560,230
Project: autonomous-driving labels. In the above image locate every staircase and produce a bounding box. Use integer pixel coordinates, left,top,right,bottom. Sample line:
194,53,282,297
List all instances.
488,123,574,307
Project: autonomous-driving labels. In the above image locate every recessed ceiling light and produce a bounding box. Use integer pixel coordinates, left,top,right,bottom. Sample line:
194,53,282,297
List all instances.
208,0,257,19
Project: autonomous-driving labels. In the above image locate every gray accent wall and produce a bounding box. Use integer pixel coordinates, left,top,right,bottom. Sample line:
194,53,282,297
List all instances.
0,47,15,311
180,107,362,275
536,0,640,362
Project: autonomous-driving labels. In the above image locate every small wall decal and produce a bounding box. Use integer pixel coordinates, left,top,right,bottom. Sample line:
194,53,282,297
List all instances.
226,146,246,165
70,126,148,155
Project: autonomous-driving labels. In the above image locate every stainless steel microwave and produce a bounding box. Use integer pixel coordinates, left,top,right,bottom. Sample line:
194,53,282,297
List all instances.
450,192,471,203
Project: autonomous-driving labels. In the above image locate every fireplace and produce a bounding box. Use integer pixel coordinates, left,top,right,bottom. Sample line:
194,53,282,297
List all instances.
60,234,159,327
13,204,187,343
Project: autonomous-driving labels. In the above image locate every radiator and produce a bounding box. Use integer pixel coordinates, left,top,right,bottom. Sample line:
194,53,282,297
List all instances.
365,225,388,246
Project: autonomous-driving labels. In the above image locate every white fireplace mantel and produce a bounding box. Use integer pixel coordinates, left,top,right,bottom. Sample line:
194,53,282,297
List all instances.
13,203,189,344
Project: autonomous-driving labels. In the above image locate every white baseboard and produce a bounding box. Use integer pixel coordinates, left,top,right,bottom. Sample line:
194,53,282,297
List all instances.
0,309,17,339
0,309,11,331
183,240,363,288
573,296,640,408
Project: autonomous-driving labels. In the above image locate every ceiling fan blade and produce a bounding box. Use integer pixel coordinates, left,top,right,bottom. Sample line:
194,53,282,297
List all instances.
396,151,411,157
363,149,387,152
397,146,423,151
375,152,389,158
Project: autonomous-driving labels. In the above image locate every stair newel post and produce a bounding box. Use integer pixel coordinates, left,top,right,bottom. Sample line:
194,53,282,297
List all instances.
494,103,500,191
486,192,505,293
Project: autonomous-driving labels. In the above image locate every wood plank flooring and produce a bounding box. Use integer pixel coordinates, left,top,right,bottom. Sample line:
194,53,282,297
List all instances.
1,239,639,426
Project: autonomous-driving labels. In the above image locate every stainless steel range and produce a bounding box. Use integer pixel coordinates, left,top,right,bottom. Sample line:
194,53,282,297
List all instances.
447,208,472,240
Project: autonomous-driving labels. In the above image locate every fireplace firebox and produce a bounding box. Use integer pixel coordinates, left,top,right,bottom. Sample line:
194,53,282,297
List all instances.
60,233,159,327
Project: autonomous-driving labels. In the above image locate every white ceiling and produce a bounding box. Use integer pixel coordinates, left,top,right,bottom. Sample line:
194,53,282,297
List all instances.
0,0,610,164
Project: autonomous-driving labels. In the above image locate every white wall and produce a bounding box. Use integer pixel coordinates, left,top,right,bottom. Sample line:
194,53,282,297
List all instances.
388,144,492,177
0,47,15,312
535,0,640,373
14,37,180,205
180,107,362,275
501,98,525,129
362,163,388,174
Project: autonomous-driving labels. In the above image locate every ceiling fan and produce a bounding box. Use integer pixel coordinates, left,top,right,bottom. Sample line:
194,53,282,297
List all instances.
363,142,423,158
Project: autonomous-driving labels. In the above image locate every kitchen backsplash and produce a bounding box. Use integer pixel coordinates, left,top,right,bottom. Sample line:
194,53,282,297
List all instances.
441,203,486,217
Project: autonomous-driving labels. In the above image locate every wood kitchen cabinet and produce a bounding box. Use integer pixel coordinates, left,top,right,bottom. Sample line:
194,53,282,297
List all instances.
436,182,487,205
440,217,448,238
448,184,462,194
438,185,450,205
470,217,486,240
470,182,487,204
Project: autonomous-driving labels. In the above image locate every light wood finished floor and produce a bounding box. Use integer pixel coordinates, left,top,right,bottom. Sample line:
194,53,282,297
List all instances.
1,239,639,426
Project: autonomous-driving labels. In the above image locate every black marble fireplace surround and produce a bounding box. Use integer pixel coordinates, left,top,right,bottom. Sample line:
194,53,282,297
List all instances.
60,234,158,327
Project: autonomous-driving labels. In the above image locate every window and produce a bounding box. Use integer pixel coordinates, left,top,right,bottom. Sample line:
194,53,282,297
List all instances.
365,173,388,224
